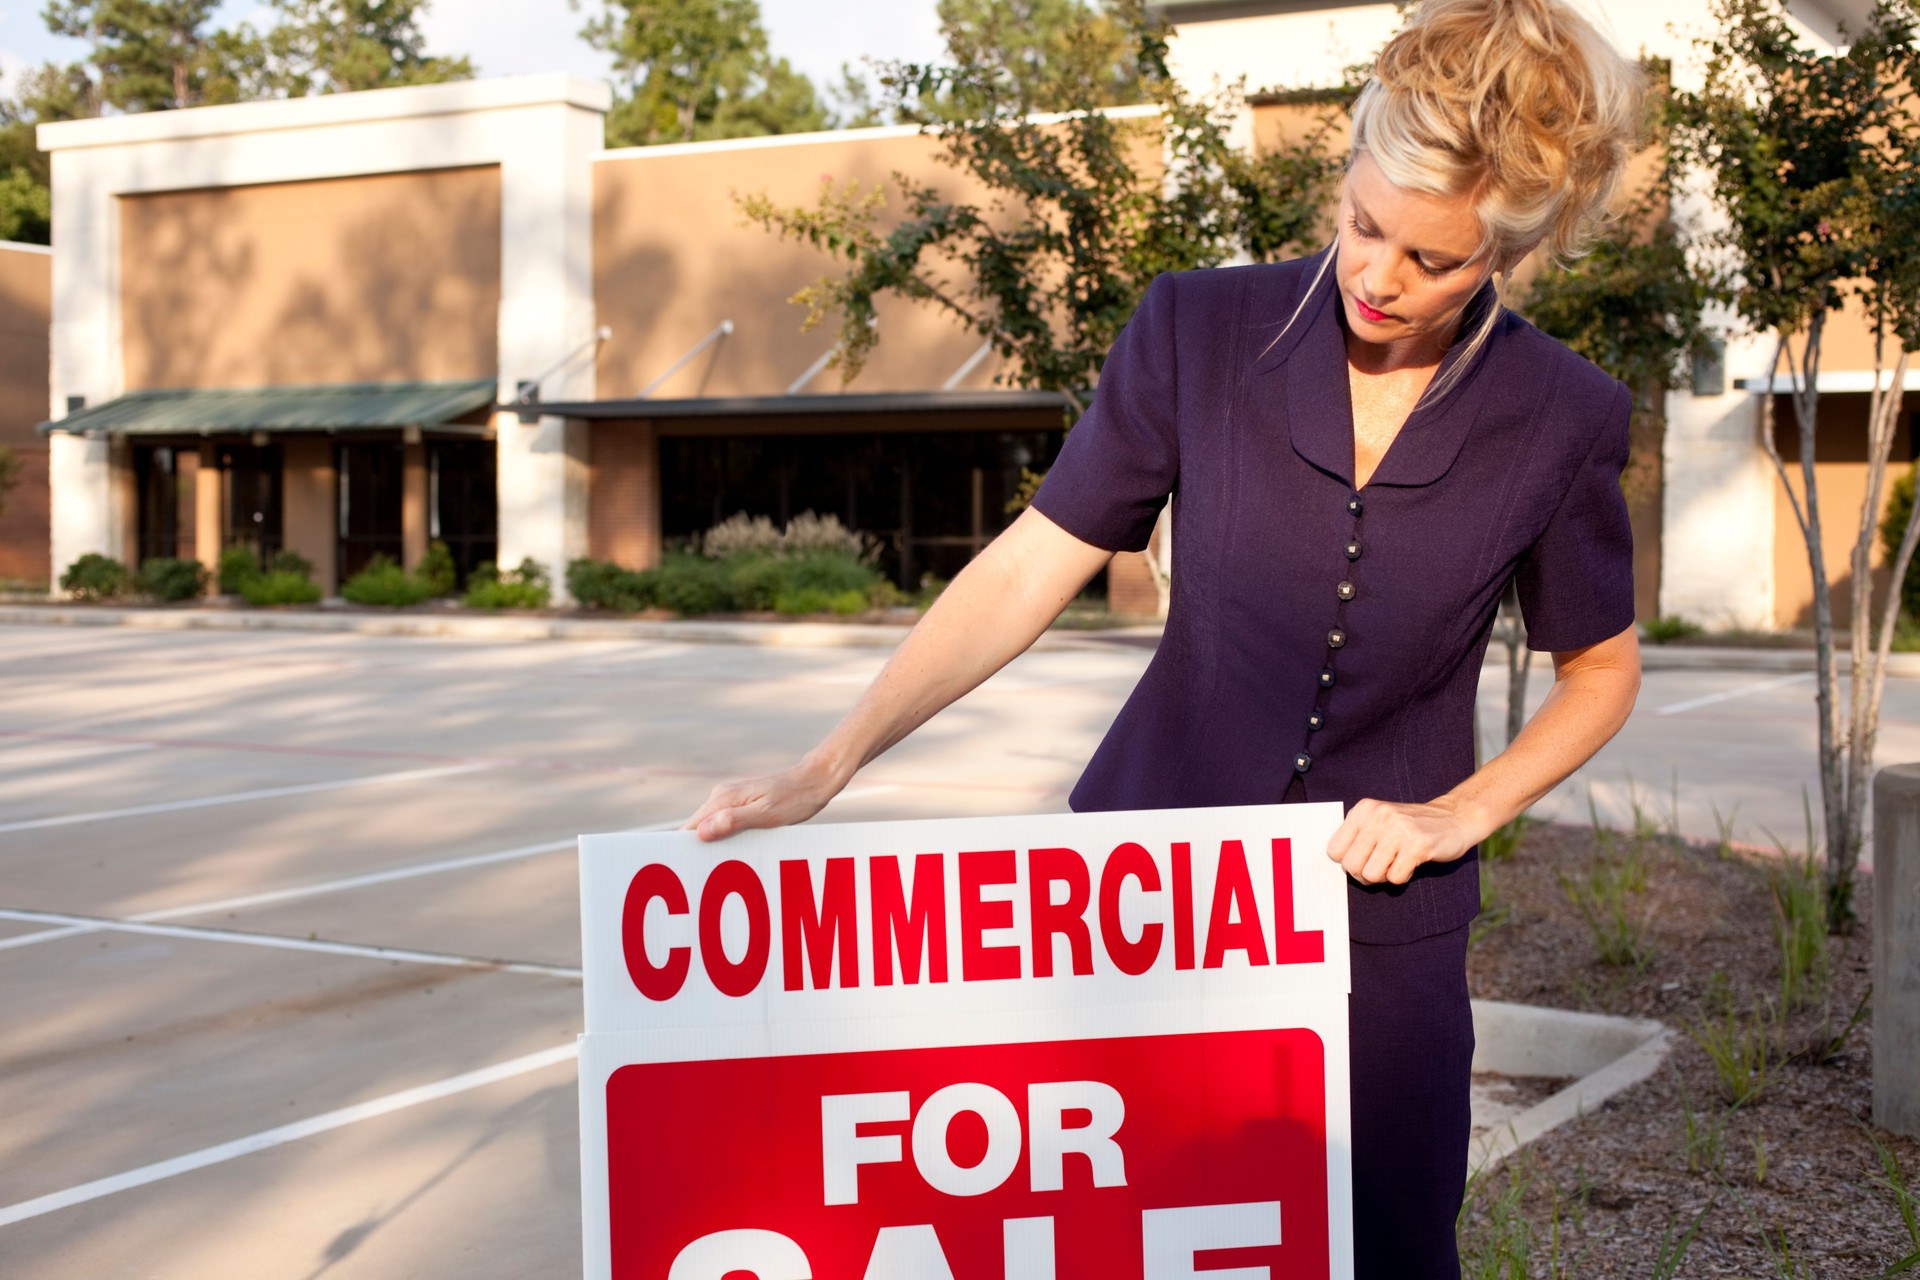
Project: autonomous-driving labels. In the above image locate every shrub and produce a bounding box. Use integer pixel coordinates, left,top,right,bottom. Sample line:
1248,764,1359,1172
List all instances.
218,546,261,594
341,555,437,607
270,549,314,580
1882,469,1920,622
135,556,208,602
647,553,729,616
417,541,458,597
241,569,322,606
1644,614,1705,644
567,557,652,612
464,557,551,610
699,509,874,561
60,552,129,602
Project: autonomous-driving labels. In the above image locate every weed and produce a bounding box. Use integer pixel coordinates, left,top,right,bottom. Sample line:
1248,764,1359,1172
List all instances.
1645,614,1705,643
1711,797,1742,860
1561,859,1655,970
1867,1127,1920,1275
1770,856,1831,1011
1688,975,1777,1105
1752,1131,1770,1184
1471,863,1511,949
1457,1159,1533,1280
1678,1078,1729,1176
1624,771,1666,852
1651,1202,1712,1278
1756,1222,1816,1279
1481,813,1533,863
1795,985,1872,1066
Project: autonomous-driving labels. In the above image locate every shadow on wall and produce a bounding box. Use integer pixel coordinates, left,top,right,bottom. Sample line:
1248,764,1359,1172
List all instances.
120,166,503,392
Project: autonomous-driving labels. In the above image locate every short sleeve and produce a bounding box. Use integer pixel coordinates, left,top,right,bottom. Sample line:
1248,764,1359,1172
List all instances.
1029,273,1178,552
1516,378,1636,652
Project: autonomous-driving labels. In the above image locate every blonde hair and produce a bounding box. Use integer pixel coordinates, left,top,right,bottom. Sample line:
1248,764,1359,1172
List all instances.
1353,0,1645,267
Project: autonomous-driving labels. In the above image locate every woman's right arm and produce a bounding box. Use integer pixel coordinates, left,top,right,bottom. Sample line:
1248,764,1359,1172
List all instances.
682,506,1117,841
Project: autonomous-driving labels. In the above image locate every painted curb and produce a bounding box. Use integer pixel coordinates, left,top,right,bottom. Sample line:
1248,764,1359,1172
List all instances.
1467,998,1673,1173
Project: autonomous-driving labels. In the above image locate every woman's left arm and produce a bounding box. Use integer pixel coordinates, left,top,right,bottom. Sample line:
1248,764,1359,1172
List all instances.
1327,624,1641,885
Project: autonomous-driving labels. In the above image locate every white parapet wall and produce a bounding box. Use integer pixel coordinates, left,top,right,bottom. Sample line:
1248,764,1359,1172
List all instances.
37,73,611,601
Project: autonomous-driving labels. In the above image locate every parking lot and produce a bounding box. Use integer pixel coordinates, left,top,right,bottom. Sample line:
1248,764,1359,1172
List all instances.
2,623,1916,1277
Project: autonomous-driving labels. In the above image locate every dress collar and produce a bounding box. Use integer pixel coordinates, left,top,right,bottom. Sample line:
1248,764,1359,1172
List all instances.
1257,257,1504,490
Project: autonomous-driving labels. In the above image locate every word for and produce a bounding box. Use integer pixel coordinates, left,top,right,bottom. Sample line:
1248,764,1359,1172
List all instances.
622,839,1324,1000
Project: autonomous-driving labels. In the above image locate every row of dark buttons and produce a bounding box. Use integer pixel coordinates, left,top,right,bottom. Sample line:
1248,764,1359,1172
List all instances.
1294,491,1364,776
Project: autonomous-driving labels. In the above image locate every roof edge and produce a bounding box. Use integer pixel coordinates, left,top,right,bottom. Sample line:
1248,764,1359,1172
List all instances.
37,74,612,153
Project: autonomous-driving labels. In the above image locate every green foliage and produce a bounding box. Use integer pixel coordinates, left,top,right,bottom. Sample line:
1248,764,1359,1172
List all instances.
58,552,128,601
647,552,730,616
1644,614,1705,644
1561,858,1655,970
1678,1080,1730,1176
1882,469,1920,622
1867,1126,1920,1275
41,1,262,112
0,445,19,518
914,0,1153,120
1766,844,1830,1010
0,167,51,243
1689,973,1777,1106
464,557,552,610
1480,813,1532,863
134,556,208,602
567,557,653,611
241,568,322,606
341,554,438,607
259,0,472,96
1521,183,1717,399
576,0,829,146
270,549,314,579
217,546,262,594
417,541,457,596
739,2,1337,409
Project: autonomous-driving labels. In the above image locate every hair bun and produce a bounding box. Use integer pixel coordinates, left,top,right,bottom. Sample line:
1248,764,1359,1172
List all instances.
1353,0,1645,264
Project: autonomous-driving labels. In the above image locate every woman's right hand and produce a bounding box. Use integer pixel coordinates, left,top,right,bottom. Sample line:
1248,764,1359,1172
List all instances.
681,757,847,842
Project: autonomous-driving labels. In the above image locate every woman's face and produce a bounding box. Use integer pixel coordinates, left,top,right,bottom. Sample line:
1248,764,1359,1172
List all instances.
1334,152,1500,362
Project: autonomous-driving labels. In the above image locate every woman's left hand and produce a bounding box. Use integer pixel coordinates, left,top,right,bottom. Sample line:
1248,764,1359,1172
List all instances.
1326,796,1480,886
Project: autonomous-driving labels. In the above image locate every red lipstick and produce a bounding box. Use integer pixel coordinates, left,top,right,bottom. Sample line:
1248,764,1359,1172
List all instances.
1354,296,1392,324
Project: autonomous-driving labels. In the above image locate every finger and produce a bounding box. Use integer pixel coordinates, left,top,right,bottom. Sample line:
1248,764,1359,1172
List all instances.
1385,848,1424,886
1339,825,1380,883
1359,838,1399,885
1326,810,1363,862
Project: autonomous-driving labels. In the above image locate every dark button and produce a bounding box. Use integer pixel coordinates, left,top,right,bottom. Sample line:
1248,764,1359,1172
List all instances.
1318,667,1336,688
1347,493,1363,516
1337,580,1356,602
1327,628,1347,649
1307,710,1325,731
1293,752,1312,773
1344,540,1363,561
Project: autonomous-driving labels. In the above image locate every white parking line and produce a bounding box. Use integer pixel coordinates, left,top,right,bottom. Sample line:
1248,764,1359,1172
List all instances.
0,821,683,954
1654,672,1813,716
0,1041,579,1228
0,762,495,833
0,909,583,979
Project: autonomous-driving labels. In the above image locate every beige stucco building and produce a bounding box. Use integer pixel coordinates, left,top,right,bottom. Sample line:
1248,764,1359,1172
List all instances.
5,0,1913,626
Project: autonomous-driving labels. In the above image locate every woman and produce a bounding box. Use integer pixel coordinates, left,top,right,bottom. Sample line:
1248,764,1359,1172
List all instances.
684,0,1644,1271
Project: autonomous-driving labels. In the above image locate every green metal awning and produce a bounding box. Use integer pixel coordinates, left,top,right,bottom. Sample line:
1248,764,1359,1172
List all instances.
37,379,500,437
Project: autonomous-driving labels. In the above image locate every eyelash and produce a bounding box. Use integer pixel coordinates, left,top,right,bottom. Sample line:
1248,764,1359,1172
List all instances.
1346,215,1452,279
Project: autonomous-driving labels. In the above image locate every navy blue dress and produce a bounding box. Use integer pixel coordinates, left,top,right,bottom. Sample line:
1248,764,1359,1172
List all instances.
1031,252,1634,1275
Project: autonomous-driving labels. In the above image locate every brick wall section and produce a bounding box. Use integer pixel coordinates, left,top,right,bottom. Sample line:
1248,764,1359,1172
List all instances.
1107,550,1160,618
0,443,50,584
588,421,662,569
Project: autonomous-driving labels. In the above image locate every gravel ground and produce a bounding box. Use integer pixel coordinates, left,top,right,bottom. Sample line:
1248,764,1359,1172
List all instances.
1461,821,1917,1277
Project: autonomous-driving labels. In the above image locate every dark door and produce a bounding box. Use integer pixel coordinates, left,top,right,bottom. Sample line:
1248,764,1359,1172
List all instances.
336,441,404,580
220,443,283,566
134,445,184,565
429,440,497,586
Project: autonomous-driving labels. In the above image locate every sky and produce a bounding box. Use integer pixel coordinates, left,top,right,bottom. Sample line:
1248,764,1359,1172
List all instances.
0,0,948,104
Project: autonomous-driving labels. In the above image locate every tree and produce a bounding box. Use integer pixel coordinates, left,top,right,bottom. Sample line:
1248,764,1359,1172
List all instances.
1672,0,1920,925
738,1,1338,412
41,1,262,112
576,0,827,146
259,0,472,96
921,0,1150,117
